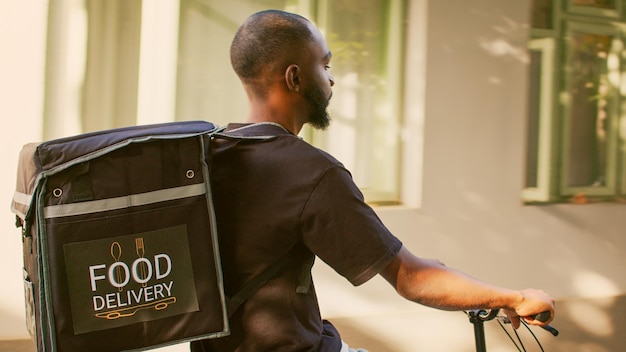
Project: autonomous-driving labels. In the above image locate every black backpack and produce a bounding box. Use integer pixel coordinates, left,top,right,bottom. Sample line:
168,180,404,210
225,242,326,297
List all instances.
11,121,292,351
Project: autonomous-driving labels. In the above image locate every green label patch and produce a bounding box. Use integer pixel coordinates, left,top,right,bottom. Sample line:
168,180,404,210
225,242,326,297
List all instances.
64,225,199,334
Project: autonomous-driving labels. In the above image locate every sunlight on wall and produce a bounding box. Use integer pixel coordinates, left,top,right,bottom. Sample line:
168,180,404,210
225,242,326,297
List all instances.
480,38,528,62
567,270,619,337
136,1,180,125
0,0,48,338
573,269,620,297
477,15,529,63
327,73,359,174
44,0,87,139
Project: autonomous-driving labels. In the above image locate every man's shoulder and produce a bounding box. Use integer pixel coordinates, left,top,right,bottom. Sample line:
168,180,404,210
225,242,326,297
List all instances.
222,122,343,167
280,135,343,169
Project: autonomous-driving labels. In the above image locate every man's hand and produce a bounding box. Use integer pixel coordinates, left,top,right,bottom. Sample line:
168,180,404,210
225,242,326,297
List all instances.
504,289,555,329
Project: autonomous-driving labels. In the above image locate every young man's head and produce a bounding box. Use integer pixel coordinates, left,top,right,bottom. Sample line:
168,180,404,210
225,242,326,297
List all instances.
230,10,334,130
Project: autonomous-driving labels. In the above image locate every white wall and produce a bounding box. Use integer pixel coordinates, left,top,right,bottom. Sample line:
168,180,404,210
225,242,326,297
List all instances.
417,0,625,298
0,0,48,339
313,0,625,350
2,0,624,350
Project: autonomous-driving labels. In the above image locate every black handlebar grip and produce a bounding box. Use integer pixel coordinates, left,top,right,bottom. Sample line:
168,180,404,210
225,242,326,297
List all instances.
533,311,560,336
542,324,560,336
534,311,551,322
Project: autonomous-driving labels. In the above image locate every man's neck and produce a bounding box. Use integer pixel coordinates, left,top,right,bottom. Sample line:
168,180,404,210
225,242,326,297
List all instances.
246,96,305,135
246,114,302,135
244,81,306,135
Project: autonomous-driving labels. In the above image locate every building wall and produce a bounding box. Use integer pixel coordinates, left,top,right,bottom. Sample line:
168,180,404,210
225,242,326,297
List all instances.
1,0,624,350
314,0,626,350
421,0,626,297
0,0,48,340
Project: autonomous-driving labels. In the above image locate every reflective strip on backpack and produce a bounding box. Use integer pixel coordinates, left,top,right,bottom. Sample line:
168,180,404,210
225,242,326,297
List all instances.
43,183,206,219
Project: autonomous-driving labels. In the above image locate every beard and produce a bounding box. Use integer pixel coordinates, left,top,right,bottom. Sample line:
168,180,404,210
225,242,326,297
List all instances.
304,83,332,130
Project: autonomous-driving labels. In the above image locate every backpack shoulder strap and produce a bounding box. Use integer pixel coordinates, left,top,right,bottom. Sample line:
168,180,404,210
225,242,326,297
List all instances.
225,246,315,317
225,252,291,317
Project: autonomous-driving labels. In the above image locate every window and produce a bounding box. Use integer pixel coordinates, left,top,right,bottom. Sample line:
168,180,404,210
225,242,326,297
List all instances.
308,0,406,204
177,0,408,204
525,0,626,203
43,0,414,205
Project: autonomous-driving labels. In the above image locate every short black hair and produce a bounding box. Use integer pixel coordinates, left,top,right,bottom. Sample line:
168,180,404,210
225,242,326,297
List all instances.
230,10,315,81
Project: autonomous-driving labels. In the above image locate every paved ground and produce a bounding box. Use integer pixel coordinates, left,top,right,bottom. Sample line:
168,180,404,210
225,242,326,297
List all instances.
2,294,624,351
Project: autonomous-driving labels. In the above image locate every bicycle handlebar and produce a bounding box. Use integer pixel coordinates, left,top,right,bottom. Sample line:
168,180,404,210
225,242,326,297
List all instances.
532,311,559,336
533,311,551,323
468,309,558,352
469,309,559,336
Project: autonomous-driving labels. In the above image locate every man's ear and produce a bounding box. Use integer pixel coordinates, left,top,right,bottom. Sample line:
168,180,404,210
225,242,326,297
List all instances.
285,64,301,93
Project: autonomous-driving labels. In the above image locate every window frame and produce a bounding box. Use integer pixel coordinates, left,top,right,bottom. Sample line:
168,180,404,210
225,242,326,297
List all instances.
559,21,622,197
566,0,623,20
308,0,408,205
523,38,557,203
525,1,626,203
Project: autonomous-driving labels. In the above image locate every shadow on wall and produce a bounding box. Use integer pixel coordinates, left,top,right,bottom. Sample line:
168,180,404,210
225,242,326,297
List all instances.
331,294,626,352
539,294,626,352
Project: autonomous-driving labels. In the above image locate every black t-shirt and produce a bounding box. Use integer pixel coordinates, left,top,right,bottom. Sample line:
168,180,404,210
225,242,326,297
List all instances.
192,123,402,352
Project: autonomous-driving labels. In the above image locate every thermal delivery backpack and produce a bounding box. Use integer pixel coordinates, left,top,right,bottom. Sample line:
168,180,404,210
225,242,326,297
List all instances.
11,121,231,351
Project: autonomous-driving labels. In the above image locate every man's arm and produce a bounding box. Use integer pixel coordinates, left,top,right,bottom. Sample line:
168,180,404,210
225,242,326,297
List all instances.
379,246,555,328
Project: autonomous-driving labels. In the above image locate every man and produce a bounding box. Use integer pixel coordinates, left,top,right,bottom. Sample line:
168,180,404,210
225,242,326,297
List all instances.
191,9,555,352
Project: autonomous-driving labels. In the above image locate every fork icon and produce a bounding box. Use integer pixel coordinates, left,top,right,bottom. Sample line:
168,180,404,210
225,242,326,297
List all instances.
135,237,148,288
